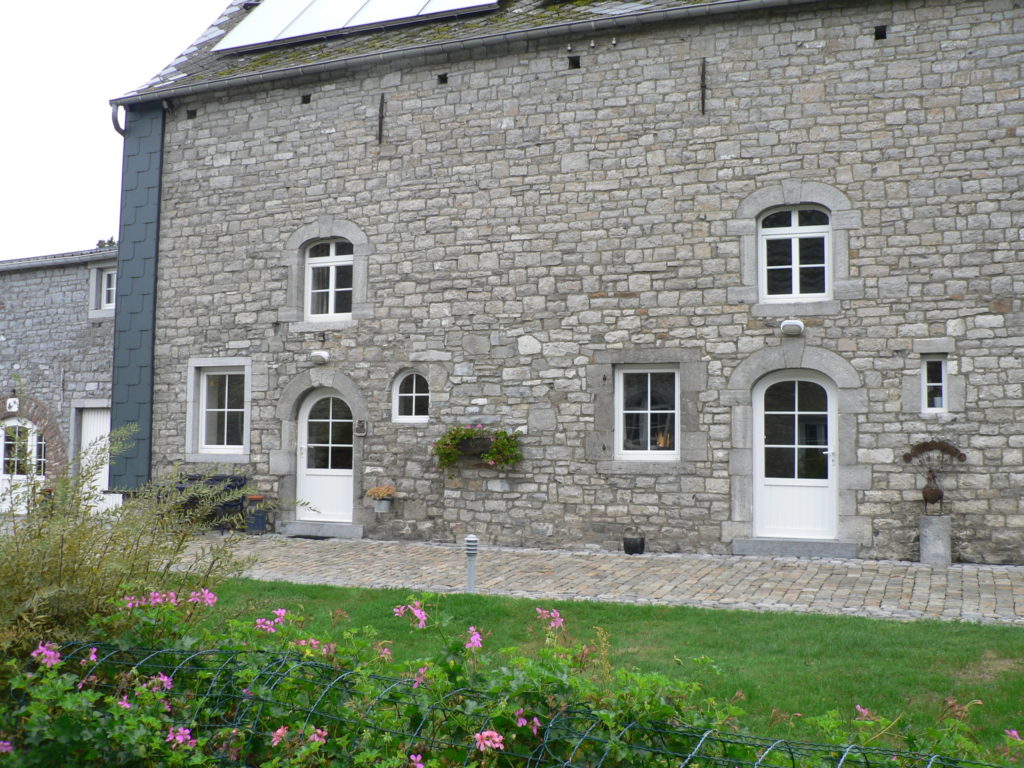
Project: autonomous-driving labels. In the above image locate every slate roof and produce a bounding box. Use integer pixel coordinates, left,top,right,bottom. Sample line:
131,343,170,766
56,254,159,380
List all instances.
0,246,118,274
115,0,824,104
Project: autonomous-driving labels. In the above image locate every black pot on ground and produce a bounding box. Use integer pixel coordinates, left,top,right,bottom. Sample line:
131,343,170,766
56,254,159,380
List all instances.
623,536,646,555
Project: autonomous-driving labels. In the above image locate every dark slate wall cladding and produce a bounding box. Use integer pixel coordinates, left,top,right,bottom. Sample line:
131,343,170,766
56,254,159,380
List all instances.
110,103,164,490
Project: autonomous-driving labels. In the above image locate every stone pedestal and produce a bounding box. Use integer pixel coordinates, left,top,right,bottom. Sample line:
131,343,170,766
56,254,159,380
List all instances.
920,514,951,567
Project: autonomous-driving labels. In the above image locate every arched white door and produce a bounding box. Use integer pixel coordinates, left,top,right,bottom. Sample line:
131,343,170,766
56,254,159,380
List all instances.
296,390,354,523
753,371,837,539
1,418,46,514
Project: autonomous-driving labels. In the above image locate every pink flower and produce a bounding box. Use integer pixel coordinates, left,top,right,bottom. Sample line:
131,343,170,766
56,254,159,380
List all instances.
409,754,425,768
473,730,504,752
393,604,407,618
1006,729,1022,741
165,727,196,748
536,608,565,629
122,595,143,610
308,727,328,743
30,642,61,668
255,617,277,633
117,695,132,709
395,601,429,628
465,626,483,650
273,608,287,624
516,708,528,727
149,672,173,691
530,717,541,736
413,666,428,689
271,725,289,747
377,643,393,662
854,704,875,721
0,741,13,754
188,588,218,606
87,647,98,662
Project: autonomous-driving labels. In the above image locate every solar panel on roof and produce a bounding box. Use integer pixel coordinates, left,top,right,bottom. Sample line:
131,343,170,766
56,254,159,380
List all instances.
212,0,498,52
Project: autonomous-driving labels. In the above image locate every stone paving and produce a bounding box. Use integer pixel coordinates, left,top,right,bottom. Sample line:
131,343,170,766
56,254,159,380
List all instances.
190,535,1024,625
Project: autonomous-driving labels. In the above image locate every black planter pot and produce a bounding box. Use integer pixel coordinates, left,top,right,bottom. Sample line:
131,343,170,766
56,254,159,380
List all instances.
623,536,646,555
457,437,492,455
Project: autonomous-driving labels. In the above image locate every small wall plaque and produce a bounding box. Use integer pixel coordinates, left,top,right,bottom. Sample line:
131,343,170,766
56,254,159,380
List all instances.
5,398,18,413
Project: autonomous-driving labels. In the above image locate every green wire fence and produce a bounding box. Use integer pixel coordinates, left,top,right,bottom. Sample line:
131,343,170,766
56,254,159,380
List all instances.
55,643,1002,768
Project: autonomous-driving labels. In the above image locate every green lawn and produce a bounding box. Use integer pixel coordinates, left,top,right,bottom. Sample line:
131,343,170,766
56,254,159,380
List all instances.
207,578,1024,749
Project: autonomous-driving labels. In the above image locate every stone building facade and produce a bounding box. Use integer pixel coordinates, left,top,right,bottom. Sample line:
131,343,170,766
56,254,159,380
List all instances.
0,247,118,493
110,0,1023,563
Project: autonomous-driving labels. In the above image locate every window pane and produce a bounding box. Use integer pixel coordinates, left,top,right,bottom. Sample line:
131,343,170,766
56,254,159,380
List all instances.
307,421,329,444
331,447,353,469
799,267,826,294
765,239,792,267
925,360,944,385
650,412,675,451
334,289,352,314
649,372,675,411
331,421,353,445
399,375,417,395
799,237,825,265
798,381,827,411
398,394,413,416
205,411,225,445
798,415,828,446
926,386,944,409
227,374,245,407
311,266,330,290
623,373,648,410
765,447,794,478
766,269,792,295
225,413,244,446
309,398,331,419
764,414,794,445
764,381,795,412
762,210,791,228
622,413,647,451
335,239,354,255
331,398,353,421
798,448,828,479
206,375,226,409
336,264,353,289
308,446,329,469
413,394,430,416
798,209,829,226
309,243,331,258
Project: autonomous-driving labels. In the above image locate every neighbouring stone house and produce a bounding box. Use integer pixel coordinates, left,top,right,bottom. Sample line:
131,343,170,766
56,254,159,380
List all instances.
108,0,1023,563
0,246,119,505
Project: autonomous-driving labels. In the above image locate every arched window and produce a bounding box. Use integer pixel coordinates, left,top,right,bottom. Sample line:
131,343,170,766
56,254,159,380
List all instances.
304,239,354,320
759,206,831,301
1,418,46,479
392,373,430,423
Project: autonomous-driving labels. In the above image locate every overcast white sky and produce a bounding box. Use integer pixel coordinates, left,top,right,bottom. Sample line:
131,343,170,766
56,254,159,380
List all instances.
0,1,228,261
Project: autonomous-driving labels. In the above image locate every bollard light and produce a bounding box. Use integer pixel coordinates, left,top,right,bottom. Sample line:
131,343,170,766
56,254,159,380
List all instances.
464,534,479,593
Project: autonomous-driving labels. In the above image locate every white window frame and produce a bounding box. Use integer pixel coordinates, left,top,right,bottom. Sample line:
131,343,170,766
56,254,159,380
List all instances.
88,262,118,320
921,355,947,414
758,206,832,303
185,358,252,463
613,366,680,461
392,372,430,424
304,239,354,321
1,417,46,478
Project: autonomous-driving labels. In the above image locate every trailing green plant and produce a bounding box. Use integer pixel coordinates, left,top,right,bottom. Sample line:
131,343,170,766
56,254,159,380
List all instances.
0,425,246,655
432,424,524,475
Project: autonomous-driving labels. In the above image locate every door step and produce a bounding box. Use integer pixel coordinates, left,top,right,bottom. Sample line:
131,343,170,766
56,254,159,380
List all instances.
277,521,364,539
732,538,857,558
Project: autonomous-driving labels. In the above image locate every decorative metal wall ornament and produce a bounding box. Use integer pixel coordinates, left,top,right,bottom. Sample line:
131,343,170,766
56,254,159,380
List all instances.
902,439,966,507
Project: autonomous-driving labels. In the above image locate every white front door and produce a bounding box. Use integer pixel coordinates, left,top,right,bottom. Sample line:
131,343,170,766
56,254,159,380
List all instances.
753,371,837,539
79,408,121,512
296,389,354,523
1,418,45,515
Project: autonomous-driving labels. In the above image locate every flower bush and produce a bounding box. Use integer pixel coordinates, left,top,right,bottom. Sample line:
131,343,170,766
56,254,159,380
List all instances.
365,485,397,500
432,425,523,475
0,592,1019,767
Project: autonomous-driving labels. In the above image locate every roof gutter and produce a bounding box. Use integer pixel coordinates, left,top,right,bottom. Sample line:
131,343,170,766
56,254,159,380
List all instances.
112,0,826,107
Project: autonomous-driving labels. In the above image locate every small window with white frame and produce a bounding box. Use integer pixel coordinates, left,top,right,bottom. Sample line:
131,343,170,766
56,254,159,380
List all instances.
614,367,679,460
200,370,246,451
921,355,947,413
759,206,831,302
88,263,117,319
305,239,354,320
392,372,430,423
99,267,117,309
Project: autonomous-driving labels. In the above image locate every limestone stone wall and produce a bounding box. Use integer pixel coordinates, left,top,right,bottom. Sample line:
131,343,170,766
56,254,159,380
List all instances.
0,251,116,472
149,0,1023,562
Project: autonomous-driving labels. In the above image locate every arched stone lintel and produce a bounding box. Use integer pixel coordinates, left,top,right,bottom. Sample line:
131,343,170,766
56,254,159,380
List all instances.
727,343,862,394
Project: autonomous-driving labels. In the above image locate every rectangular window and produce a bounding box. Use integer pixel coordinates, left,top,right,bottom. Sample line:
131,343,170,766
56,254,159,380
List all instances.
921,356,947,413
100,267,117,309
614,367,679,460
201,371,246,449
186,358,252,462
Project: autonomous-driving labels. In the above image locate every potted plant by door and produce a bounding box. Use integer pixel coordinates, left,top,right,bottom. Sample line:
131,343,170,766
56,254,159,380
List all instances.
366,485,397,515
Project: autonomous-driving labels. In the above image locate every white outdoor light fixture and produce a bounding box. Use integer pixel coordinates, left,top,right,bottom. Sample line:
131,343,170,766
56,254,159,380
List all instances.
779,319,805,337
309,350,330,365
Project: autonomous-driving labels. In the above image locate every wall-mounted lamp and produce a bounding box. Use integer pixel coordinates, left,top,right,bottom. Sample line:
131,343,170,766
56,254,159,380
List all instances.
779,319,805,337
309,350,330,365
